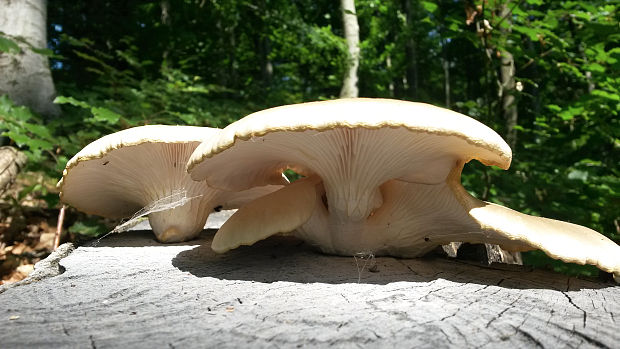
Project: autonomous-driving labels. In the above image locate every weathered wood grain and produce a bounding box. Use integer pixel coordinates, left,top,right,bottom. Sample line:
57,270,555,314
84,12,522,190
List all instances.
0,146,27,196
0,230,618,348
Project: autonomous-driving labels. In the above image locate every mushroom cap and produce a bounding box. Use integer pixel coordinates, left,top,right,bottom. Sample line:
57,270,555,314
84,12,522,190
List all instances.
59,125,284,243
59,125,218,218
188,98,512,193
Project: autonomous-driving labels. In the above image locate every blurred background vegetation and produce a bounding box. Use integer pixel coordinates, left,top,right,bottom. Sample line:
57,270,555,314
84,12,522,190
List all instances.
0,0,618,280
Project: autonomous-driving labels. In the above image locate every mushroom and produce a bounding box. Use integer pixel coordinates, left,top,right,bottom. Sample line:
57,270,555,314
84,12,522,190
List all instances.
59,125,284,243
187,98,620,280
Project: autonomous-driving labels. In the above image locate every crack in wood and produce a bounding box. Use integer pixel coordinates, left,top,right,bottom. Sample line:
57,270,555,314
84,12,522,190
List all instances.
513,325,545,348
562,291,587,328
485,294,522,328
570,329,612,349
439,328,453,344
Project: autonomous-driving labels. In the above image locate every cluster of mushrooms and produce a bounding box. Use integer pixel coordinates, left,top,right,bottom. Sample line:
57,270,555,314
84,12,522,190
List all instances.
58,98,620,280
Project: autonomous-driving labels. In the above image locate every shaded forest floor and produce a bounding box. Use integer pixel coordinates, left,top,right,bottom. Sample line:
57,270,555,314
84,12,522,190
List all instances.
0,208,56,285
0,176,74,285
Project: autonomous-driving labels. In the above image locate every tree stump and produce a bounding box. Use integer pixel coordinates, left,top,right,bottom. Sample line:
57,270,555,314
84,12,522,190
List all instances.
0,229,617,347
0,146,27,196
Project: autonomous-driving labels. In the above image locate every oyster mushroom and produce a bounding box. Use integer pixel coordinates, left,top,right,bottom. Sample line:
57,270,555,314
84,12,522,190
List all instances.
59,125,283,243
187,99,620,279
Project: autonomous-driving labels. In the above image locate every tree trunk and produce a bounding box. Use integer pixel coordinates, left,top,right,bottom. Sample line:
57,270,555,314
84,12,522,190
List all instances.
160,0,170,25
474,2,522,264
258,0,272,87
404,0,418,99
160,0,171,63
260,37,273,87
498,4,517,151
386,55,394,97
228,26,238,88
441,39,451,108
0,0,59,117
339,0,360,98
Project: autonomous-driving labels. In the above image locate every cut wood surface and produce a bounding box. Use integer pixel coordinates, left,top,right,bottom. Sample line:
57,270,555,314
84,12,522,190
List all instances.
0,226,618,348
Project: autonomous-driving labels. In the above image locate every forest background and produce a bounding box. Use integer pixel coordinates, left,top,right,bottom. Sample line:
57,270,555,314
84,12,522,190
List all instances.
0,0,618,282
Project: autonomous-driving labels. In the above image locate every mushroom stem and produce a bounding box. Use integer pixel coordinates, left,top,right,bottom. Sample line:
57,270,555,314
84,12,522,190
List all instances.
149,200,211,243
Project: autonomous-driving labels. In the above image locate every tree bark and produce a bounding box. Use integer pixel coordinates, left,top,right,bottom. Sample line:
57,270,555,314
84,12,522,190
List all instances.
260,37,273,87
404,0,418,99
441,39,451,108
160,0,170,25
498,4,517,151
0,0,59,117
160,0,171,62
258,0,272,87
386,55,394,97
0,146,27,196
339,0,360,98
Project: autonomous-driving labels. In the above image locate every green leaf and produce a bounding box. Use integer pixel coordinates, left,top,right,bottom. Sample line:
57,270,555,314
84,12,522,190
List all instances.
55,96,122,123
91,107,121,123
30,47,58,58
68,219,109,237
558,106,584,121
26,138,54,151
583,63,605,73
513,25,541,41
0,36,20,53
2,131,31,146
23,123,52,139
54,96,90,109
176,113,198,124
591,90,620,101
420,1,438,13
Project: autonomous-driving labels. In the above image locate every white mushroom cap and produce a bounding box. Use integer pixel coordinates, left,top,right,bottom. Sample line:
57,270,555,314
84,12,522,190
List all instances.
189,98,511,188
59,125,283,242
187,98,620,279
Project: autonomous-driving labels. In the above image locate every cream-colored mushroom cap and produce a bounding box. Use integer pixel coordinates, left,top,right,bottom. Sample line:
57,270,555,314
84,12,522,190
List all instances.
188,98,512,188
187,98,620,280
59,125,282,243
